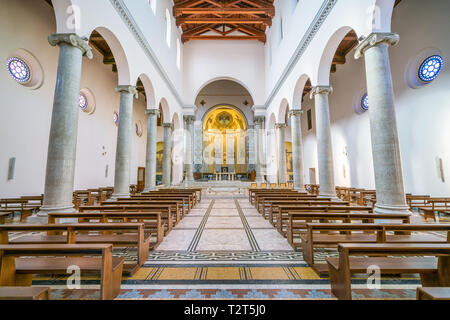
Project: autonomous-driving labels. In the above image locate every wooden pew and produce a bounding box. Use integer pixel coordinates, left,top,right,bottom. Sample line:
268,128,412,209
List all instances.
127,195,192,213
0,212,11,225
287,212,411,247
255,194,320,215
417,287,450,300
0,244,124,300
268,198,336,224
48,212,165,246
277,205,374,235
152,188,201,204
0,199,39,222
79,204,174,232
301,223,450,272
252,191,303,207
0,287,50,300
248,189,299,205
327,243,450,300
102,200,182,223
0,223,150,274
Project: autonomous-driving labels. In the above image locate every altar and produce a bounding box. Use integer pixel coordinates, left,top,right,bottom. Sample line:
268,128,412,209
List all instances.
214,172,236,181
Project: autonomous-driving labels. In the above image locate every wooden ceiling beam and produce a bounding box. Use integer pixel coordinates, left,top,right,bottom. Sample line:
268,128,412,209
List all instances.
177,17,272,27
174,7,275,17
182,35,266,42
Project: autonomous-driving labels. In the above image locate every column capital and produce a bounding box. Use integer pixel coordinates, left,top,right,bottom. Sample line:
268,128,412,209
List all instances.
310,86,333,99
115,85,138,98
275,123,287,129
254,116,265,125
163,123,173,130
48,33,93,59
354,32,400,60
183,115,196,124
146,109,160,117
288,109,303,118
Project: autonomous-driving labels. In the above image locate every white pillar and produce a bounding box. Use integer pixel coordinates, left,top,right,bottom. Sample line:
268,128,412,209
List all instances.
311,86,337,198
276,123,287,184
112,86,138,199
184,115,195,183
36,34,93,220
162,123,173,186
355,32,410,214
254,116,265,182
144,109,159,191
289,109,306,192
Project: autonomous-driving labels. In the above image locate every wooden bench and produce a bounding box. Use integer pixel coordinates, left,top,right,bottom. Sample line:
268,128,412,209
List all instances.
268,198,336,224
302,223,450,272
0,287,50,300
102,200,182,223
125,195,191,215
417,287,450,300
327,243,450,300
79,204,174,233
248,189,301,205
256,196,325,217
277,205,374,235
0,244,124,300
0,223,150,274
287,212,411,248
0,199,39,222
48,212,165,246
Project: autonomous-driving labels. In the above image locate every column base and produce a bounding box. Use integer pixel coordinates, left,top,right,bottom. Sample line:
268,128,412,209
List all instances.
27,205,76,224
374,203,411,215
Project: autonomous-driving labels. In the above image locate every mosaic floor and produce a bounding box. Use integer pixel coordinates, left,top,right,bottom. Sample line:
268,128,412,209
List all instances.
28,192,426,300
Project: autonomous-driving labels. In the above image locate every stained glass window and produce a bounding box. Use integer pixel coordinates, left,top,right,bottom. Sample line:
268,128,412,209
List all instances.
419,55,443,82
361,93,369,111
79,93,88,110
7,57,31,83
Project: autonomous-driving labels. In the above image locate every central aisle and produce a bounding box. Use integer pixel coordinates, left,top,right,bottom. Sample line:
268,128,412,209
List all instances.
157,196,293,252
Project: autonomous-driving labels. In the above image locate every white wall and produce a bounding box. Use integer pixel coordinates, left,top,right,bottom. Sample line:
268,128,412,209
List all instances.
183,40,266,106
0,0,148,197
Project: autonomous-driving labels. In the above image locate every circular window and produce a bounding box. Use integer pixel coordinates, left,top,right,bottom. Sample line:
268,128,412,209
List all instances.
361,93,369,111
79,94,88,110
78,88,96,114
7,57,31,83
418,55,443,82
113,111,119,126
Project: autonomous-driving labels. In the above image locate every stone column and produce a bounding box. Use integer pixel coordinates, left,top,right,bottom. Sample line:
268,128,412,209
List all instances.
162,123,173,186
35,34,92,220
144,109,159,191
184,115,195,183
112,86,138,199
355,32,410,214
311,86,337,198
289,109,306,192
276,123,287,184
254,116,265,182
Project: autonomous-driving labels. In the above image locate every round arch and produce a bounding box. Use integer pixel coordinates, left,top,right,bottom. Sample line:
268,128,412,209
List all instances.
292,74,312,110
277,99,290,124
316,26,357,85
137,73,156,110
88,27,132,85
194,77,255,104
201,104,249,129
159,98,170,124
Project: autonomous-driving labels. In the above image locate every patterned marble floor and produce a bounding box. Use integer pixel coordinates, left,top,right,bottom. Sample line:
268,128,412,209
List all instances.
30,192,424,300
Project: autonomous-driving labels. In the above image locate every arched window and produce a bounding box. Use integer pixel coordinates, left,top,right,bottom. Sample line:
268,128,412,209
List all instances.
165,9,172,47
176,38,181,69
6,57,31,83
418,55,443,82
148,0,157,14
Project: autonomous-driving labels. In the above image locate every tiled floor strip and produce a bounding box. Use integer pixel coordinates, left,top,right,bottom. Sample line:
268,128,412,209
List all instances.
187,200,215,252
235,199,261,252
